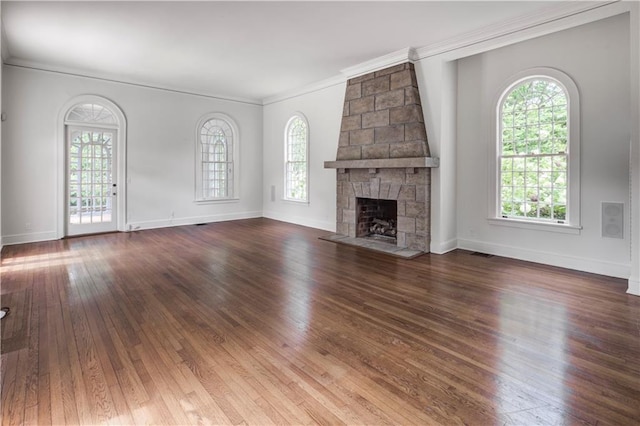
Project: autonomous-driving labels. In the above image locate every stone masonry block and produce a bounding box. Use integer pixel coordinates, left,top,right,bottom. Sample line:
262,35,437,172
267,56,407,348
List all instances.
341,115,362,132
348,223,356,238
350,96,375,115
337,146,362,160
375,89,404,110
390,69,418,90
362,183,371,198
345,83,362,101
362,75,390,97
390,141,426,158
377,168,406,184
337,171,349,181
389,183,402,200
349,72,375,85
398,185,416,201
379,183,390,199
374,125,404,144
406,201,425,218
353,182,363,197
349,196,357,210
336,206,343,223
415,185,426,202
390,105,424,125
405,168,427,185
362,144,390,159
362,110,389,129
404,122,427,142
406,233,426,252
405,87,421,105
349,129,374,145
343,102,350,117
397,216,416,233
370,178,380,199
396,231,406,248
344,182,355,197
337,222,349,236
343,209,356,224
339,131,349,147
337,193,349,210
375,63,407,77
348,169,372,182
397,200,406,216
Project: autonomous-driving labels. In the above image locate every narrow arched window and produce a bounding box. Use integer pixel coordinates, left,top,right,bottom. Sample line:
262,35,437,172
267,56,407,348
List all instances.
196,115,237,200
497,70,579,227
284,114,309,202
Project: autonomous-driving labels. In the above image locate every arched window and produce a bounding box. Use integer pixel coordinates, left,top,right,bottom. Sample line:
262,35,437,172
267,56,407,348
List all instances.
284,114,309,202
196,114,238,201
496,68,580,229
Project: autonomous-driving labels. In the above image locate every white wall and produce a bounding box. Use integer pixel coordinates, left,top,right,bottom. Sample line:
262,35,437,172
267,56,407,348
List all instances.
414,59,458,254
262,83,344,231
456,14,631,278
1,66,263,244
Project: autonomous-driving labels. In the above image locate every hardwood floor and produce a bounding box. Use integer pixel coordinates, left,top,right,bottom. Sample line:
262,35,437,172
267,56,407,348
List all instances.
1,218,639,425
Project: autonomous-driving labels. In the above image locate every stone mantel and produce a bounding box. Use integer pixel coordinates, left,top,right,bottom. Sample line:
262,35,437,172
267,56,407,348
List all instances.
324,157,439,170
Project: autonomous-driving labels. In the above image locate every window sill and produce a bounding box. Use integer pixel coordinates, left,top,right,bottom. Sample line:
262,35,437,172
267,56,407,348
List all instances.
282,198,309,205
195,198,239,205
488,217,581,234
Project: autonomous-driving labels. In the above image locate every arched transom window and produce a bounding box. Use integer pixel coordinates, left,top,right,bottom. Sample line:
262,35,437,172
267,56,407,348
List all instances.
498,76,574,224
199,117,234,200
284,114,309,202
66,103,117,125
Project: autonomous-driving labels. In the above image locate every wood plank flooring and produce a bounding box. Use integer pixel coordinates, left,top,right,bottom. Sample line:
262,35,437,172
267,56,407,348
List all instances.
1,218,639,425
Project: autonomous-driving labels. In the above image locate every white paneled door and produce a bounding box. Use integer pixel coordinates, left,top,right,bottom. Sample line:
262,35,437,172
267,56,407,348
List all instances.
67,126,117,236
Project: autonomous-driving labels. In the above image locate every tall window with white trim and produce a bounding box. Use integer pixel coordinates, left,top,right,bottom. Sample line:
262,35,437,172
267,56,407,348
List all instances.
284,114,309,202
497,72,579,226
197,115,236,200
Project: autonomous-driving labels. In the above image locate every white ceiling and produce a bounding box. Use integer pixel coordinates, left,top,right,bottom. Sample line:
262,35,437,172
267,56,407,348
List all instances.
2,1,574,102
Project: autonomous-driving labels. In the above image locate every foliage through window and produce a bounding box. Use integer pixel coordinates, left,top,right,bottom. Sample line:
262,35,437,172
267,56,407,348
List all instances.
499,78,569,223
285,115,308,201
200,118,234,199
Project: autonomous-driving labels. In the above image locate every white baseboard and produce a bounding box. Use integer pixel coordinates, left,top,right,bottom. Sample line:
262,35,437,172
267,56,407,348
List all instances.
1,230,59,246
457,238,630,279
262,210,335,232
430,238,458,254
627,278,640,296
127,211,263,231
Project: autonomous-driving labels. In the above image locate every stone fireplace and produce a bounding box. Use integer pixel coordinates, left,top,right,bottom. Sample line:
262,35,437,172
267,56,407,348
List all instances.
324,61,438,255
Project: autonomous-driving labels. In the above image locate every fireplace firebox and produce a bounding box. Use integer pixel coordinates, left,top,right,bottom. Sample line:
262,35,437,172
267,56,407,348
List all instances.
356,198,397,242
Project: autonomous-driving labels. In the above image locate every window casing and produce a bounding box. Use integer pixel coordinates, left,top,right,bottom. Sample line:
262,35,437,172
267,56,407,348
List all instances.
493,68,580,231
196,114,239,201
284,114,309,202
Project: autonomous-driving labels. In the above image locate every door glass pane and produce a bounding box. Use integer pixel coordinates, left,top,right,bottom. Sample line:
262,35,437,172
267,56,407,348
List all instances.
69,130,114,225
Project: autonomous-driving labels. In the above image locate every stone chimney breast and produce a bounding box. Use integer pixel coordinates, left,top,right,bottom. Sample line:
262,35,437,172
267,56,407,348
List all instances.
336,63,429,162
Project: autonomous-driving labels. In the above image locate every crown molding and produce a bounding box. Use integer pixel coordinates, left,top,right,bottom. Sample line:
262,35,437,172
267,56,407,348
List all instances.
340,47,419,80
413,1,619,60
4,58,263,106
262,74,346,106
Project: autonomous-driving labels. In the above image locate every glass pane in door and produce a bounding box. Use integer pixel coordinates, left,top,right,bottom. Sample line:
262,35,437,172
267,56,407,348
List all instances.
69,129,114,226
